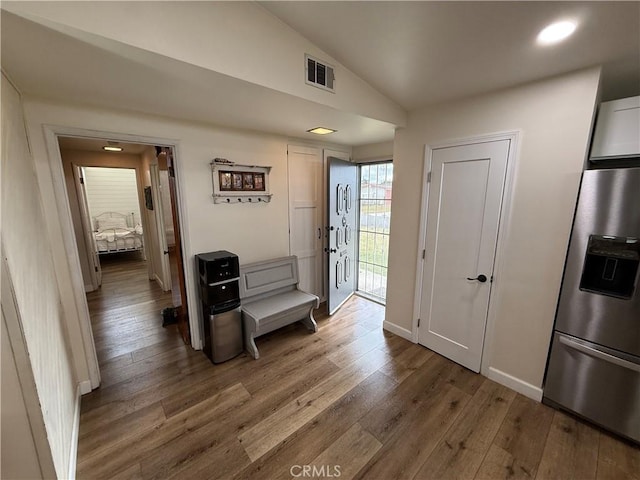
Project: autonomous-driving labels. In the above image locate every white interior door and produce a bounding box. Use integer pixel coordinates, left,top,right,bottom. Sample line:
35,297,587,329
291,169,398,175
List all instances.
288,145,323,299
73,165,101,289
150,164,172,292
418,139,510,372
327,156,358,315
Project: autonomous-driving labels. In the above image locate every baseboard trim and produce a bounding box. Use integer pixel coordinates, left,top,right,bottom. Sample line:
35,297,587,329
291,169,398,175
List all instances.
487,367,543,402
79,380,92,395
383,321,414,342
68,384,82,479
153,273,167,292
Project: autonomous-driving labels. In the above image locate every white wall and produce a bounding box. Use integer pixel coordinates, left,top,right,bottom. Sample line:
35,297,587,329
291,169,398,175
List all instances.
2,312,45,480
386,67,601,395
83,166,141,227
352,141,394,163
140,146,164,287
22,97,349,356
1,74,77,479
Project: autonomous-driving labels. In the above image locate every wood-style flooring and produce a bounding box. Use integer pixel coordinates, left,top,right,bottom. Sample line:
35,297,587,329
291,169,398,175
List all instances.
78,254,639,479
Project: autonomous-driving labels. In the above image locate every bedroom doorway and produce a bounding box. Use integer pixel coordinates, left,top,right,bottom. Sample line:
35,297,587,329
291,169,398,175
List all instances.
75,166,144,290
57,136,191,373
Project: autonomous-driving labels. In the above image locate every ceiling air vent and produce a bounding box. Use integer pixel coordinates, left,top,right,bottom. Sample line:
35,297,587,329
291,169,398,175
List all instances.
305,54,335,93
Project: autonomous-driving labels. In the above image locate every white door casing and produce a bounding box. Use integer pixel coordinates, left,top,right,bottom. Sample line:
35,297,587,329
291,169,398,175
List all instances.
73,164,102,289
417,139,510,372
150,163,172,292
288,145,323,299
327,156,358,315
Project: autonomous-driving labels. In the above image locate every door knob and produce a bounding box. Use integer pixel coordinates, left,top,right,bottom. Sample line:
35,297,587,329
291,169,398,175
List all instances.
467,274,487,283
324,248,337,253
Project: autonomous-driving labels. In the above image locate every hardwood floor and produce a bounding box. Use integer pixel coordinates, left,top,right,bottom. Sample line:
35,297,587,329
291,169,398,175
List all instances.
78,255,639,479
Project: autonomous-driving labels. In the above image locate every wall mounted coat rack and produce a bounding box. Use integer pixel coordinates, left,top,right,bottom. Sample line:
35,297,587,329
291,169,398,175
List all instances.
210,160,272,204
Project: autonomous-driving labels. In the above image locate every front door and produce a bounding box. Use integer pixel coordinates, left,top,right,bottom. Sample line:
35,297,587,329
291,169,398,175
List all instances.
327,157,358,314
418,139,510,372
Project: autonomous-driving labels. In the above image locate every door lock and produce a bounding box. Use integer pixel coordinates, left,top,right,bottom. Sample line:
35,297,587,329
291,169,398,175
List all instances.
466,274,488,283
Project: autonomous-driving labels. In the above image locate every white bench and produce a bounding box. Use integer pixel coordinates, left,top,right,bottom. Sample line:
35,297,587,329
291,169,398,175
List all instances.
239,256,319,359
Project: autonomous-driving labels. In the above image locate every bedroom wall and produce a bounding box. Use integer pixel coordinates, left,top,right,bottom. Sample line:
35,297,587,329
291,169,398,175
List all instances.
140,146,166,290
1,73,77,479
386,67,601,396
83,166,142,228
159,171,174,247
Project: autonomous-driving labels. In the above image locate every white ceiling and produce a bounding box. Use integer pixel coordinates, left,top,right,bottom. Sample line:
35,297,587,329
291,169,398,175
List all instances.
2,2,639,147
1,10,396,146
261,1,640,109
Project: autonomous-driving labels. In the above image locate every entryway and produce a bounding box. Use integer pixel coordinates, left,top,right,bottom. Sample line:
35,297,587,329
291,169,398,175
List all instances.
288,146,394,316
85,252,183,374
57,136,191,376
416,135,514,372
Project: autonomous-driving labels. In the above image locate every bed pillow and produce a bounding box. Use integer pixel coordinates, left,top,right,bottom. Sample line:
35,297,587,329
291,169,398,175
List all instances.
96,216,128,230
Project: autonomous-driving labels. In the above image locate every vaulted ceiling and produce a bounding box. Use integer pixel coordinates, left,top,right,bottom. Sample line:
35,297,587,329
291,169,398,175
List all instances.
2,2,639,146
262,1,640,109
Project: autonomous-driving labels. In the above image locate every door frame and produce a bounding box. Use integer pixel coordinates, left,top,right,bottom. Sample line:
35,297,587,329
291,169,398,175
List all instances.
42,125,196,391
412,131,520,376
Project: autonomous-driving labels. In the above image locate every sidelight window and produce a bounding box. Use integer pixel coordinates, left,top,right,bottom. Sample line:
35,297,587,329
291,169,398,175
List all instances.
357,162,393,302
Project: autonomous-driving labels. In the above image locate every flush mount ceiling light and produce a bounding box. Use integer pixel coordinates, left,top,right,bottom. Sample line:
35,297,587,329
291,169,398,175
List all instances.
537,20,577,45
102,146,123,152
307,127,337,135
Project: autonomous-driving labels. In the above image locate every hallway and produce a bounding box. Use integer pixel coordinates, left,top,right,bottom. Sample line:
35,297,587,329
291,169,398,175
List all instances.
85,252,183,366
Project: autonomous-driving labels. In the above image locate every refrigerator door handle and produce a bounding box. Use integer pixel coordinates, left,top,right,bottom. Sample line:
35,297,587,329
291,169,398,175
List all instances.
559,335,640,373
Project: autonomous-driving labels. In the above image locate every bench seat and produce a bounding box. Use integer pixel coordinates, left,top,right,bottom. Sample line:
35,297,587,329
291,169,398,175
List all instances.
242,290,318,326
239,256,319,359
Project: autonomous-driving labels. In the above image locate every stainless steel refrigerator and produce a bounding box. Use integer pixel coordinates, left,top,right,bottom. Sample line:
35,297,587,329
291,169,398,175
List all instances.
544,167,640,444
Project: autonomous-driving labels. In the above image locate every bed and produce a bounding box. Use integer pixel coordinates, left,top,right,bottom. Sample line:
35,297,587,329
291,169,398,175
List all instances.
93,212,144,254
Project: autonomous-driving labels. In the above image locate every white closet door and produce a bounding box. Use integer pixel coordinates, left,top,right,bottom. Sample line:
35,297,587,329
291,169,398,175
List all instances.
418,139,510,372
288,145,323,299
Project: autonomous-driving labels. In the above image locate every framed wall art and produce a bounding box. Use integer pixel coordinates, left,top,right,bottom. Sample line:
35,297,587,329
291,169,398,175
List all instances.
210,161,272,203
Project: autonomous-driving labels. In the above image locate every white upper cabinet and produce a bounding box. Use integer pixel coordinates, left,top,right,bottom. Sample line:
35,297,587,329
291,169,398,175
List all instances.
590,96,640,160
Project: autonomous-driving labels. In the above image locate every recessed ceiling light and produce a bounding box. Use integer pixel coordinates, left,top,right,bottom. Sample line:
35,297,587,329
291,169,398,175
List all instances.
537,20,577,45
307,127,337,135
102,146,123,152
